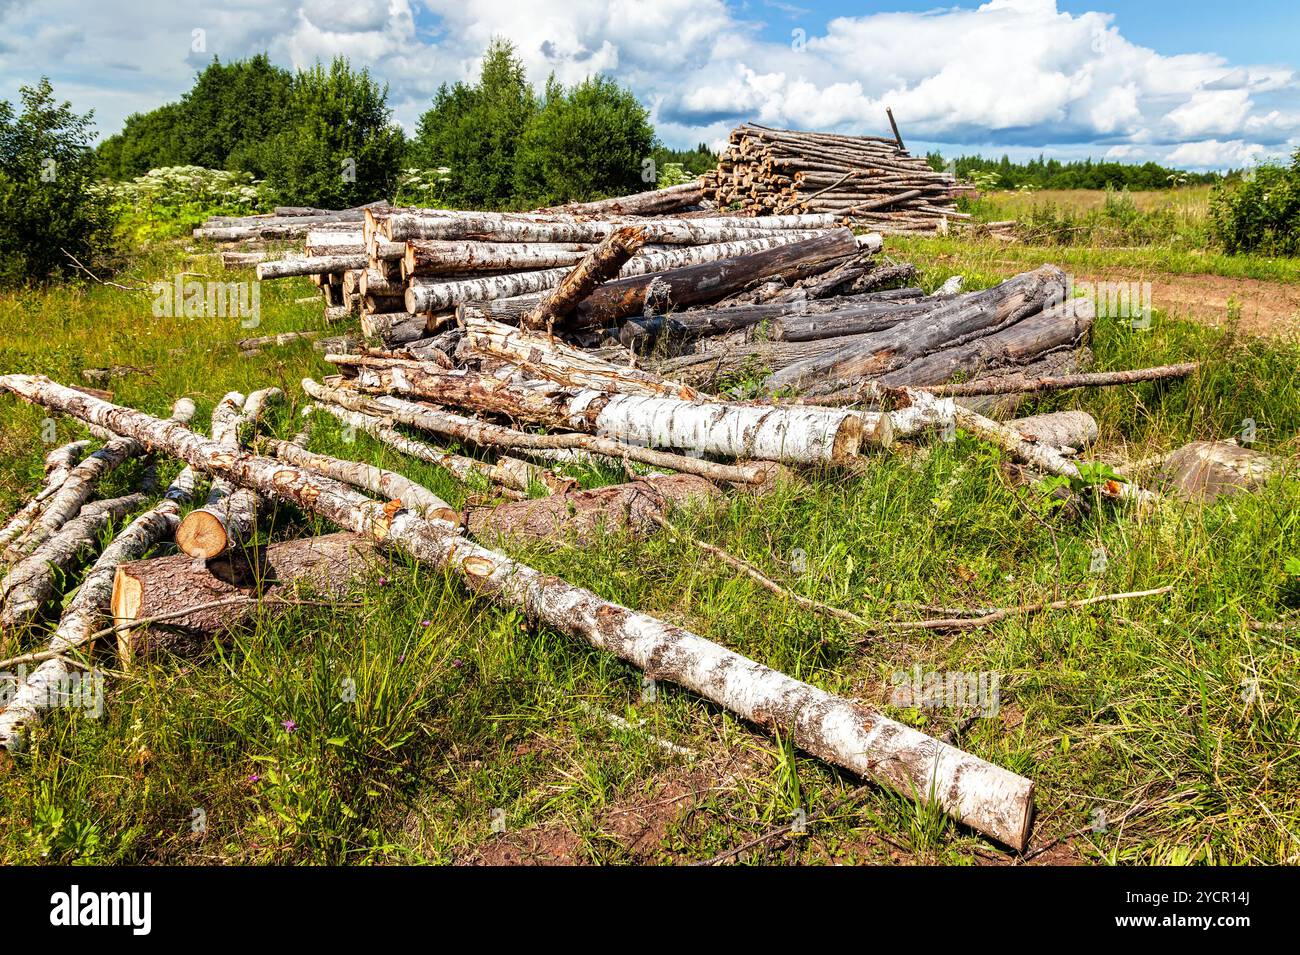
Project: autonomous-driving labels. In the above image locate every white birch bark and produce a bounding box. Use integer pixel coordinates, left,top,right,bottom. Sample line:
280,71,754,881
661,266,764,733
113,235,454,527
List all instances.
0,373,1036,848
0,440,92,555
257,254,368,280
403,233,827,314
0,466,196,748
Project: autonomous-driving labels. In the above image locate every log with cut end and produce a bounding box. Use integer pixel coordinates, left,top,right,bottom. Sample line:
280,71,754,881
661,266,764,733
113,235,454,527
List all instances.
0,374,1035,848
0,466,196,747
110,532,379,662
522,226,647,332
175,391,277,560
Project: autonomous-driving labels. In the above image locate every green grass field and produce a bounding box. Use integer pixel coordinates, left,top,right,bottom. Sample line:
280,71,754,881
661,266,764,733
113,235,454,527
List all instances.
0,235,1297,865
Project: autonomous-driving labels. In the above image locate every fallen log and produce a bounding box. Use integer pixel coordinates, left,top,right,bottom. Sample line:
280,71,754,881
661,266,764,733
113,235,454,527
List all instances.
342,365,878,464
303,378,776,486
0,440,92,555
918,362,1200,398
111,532,379,662
0,465,196,747
3,399,195,561
0,374,1035,849
1159,441,1277,501
176,393,263,560
522,226,647,333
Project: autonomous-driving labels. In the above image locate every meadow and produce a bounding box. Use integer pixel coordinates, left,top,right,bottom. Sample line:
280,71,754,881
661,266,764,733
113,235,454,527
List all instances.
0,224,1297,865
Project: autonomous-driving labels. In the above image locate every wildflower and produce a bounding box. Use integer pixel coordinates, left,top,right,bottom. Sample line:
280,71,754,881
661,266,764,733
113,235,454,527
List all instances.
281,719,297,733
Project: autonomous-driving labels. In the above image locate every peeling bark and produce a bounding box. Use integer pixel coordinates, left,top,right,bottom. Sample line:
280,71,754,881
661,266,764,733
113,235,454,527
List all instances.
0,440,92,556
0,374,1036,848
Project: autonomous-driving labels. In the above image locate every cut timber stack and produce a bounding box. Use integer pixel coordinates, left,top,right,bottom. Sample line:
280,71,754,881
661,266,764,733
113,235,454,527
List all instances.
255,196,862,350
701,123,964,233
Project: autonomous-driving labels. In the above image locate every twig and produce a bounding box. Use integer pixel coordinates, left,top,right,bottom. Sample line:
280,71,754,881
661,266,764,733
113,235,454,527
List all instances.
859,585,1174,637
60,249,147,292
696,783,874,866
648,512,871,630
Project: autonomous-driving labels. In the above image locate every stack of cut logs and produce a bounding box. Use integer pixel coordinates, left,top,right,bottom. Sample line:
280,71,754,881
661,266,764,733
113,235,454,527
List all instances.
195,201,392,280
701,124,966,233
255,203,871,351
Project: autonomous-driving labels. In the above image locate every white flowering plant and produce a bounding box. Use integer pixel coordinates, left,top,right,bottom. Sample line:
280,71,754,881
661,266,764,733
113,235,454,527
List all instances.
394,167,454,209
95,165,272,243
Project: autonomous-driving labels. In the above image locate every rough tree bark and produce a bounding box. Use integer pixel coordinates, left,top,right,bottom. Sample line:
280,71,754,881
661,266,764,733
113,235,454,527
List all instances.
0,440,92,556
111,532,379,662
0,374,1036,849
522,226,647,333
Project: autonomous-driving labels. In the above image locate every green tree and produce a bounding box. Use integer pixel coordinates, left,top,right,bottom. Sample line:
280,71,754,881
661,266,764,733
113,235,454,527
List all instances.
180,54,293,177
259,57,405,207
409,39,537,208
96,102,189,179
0,78,118,286
1209,150,1300,255
512,75,656,206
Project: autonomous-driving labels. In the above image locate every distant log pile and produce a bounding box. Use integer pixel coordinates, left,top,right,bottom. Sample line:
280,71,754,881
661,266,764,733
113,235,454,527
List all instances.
701,123,966,234
193,200,392,243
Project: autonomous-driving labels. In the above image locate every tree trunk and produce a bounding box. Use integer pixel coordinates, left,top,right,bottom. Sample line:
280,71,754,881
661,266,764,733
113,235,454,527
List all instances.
0,466,196,748
541,180,705,216
0,373,1035,849
110,532,379,663
403,241,594,277
256,255,368,280
522,226,647,332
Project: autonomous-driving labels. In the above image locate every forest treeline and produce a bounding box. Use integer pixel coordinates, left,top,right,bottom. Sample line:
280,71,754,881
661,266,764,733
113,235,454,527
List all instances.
927,152,1223,191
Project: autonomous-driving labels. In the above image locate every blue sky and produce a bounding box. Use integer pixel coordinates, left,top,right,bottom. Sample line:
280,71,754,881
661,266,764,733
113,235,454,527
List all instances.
1,0,1296,170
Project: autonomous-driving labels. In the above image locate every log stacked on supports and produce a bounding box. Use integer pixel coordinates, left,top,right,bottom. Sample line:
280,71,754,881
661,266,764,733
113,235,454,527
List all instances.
701,123,965,233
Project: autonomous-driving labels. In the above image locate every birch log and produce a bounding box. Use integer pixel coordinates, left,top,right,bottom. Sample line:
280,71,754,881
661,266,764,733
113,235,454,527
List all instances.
4,399,195,561
0,374,1036,849
0,492,149,635
176,393,263,560
0,466,196,748
303,379,774,485
342,365,877,464
256,255,368,280
0,440,92,555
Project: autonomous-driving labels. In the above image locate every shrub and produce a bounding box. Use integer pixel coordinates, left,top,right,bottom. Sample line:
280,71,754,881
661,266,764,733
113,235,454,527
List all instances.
258,58,405,208
512,75,656,207
1209,151,1300,255
97,166,270,243
0,78,118,286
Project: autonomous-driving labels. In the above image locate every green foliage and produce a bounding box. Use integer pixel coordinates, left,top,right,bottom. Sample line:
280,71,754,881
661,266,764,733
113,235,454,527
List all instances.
98,166,270,243
258,58,405,208
0,78,118,287
410,40,659,209
394,167,454,209
926,151,1219,190
1209,150,1300,255
408,40,537,209
650,142,718,178
513,75,656,206
96,55,293,180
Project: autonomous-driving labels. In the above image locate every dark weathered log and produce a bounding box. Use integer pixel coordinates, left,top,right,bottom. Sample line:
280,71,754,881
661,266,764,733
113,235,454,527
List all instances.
0,374,1036,849
766,267,1067,394
111,532,379,661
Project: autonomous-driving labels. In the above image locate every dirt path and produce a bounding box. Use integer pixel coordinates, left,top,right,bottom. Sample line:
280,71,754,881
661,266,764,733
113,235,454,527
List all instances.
1078,270,1300,338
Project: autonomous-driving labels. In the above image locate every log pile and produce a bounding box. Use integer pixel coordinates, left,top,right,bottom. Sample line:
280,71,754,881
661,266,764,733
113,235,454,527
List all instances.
254,201,871,350
701,123,965,233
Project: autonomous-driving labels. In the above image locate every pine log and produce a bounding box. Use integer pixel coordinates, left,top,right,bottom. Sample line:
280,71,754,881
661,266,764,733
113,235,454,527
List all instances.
110,532,379,662
0,373,1036,849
